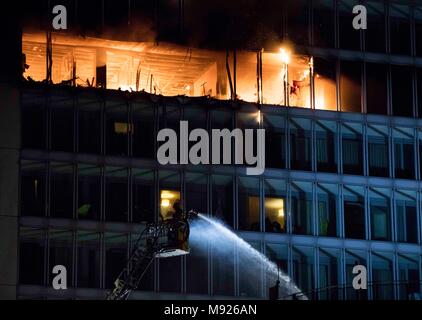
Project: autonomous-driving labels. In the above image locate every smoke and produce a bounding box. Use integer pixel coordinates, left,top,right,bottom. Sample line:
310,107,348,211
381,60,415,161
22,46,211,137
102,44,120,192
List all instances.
190,214,306,299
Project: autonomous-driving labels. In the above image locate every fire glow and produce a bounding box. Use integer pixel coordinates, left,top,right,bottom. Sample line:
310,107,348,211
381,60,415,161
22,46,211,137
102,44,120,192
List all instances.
22,32,336,110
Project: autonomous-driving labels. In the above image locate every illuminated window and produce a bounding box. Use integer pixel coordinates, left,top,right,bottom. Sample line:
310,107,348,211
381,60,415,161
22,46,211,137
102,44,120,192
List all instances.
160,189,181,221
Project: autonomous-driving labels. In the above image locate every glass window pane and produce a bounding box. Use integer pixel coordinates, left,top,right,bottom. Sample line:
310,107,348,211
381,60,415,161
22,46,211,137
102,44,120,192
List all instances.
318,248,341,300
186,172,207,215
159,171,180,221
415,7,422,56
313,0,334,48
317,183,339,237
368,125,389,177
291,181,313,235
50,163,74,219
342,123,363,175
105,167,128,222
264,179,286,233
393,128,415,179
365,2,386,53
263,114,285,169
22,99,46,149
345,250,367,300
51,106,74,152
340,61,362,113
392,65,413,117
19,227,45,285
290,118,312,171
292,246,314,297
133,100,155,158
212,241,234,296
49,229,73,287
366,63,388,115
396,191,417,244
338,0,360,50
314,57,337,111
21,161,46,217
390,4,411,55
77,164,101,220
238,176,260,231
106,100,128,156
398,254,420,299
211,174,233,227
105,233,127,289
343,185,365,239
133,169,155,223
316,120,337,173
372,253,394,300
286,0,309,46
239,241,262,298
77,231,100,288
78,98,101,154
370,188,391,241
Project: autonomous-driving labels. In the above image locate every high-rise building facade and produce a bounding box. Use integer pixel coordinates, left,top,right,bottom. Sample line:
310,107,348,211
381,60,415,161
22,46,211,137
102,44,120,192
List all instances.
1,0,422,300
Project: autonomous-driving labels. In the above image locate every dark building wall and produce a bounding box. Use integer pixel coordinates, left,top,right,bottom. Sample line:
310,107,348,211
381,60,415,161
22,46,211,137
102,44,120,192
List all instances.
0,1,21,299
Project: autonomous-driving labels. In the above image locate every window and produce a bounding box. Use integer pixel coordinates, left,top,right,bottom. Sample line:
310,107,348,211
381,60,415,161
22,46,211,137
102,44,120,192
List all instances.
317,183,339,237
51,104,74,152
77,164,101,220
390,4,411,55
370,188,391,241
396,191,417,244
314,57,337,111
340,61,362,113
342,123,363,175
291,181,313,235
239,241,262,298
365,2,386,53
338,0,360,51
417,68,422,118
313,0,334,48
392,65,413,117
212,241,234,296
393,128,415,179
345,250,367,300
133,169,155,223
133,100,155,158
398,255,420,299
186,172,207,215
264,179,286,233
50,163,74,219
316,120,337,173
211,174,233,227
372,253,394,300
286,0,309,46
415,7,422,56
368,125,389,177
318,248,340,300
186,240,208,294
78,98,101,154
21,161,46,217
366,63,388,115
343,185,365,240
265,243,288,289
77,231,100,288
19,227,45,285
263,114,285,169
159,171,180,221
49,229,73,287
22,102,46,149
105,233,127,289
238,176,260,231
106,101,128,156
290,118,312,171
105,167,128,222
292,246,314,297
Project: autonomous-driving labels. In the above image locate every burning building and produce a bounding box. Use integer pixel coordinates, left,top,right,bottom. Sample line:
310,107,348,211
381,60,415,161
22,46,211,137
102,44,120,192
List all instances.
0,0,422,301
